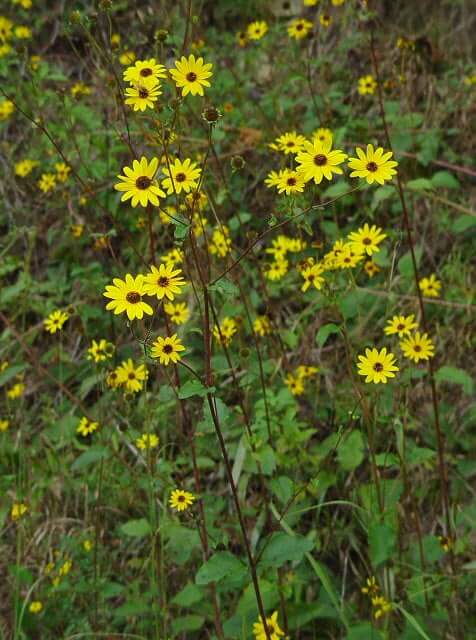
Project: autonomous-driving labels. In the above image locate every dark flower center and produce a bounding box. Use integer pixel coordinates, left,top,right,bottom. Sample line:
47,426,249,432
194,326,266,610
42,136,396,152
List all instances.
367,162,378,172
362,237,372,245
373,363,384,372
314,154,327,166
163,344,173,354
296,24,303,31
136,176,151,190
158,277,169,287
126,291,141,304
186,72,197,82
308,274,315,281
138,87,149,98
178,494,185,501
128,372,136,379
414,345,422,352
140,68,153,77
397,324,405,330
175,172,186,182
286,141,295,147
287,177,296,186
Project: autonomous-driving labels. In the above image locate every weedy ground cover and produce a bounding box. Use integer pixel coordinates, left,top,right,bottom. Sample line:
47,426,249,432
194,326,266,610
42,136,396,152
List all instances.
0,0,475,638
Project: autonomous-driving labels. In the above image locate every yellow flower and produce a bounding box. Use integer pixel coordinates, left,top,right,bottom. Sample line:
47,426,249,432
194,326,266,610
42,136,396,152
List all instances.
169,54,213,97
0,360,8,372
400,331,435,363
163,247,184,267
332,0,345,5
58,559,72,576
71,223,84,237
7,383,25,399
150,334,186,365
348,223,387,256
384,314,418,338
312,127,333,145
335,243,365,269
30,56,41,70
77,417,99,437
265,169,286,189
87,339,114,362
285,373,305,396
253,315,272,337
83,539,93,552
265,260,289,281
15,159,37,177
123,58,167,83
13,0,33,7
319,13,332,27
103,273,153,321
419,274,441,298
357,347,399,384
124,76,162,112
143,263,186,300
169,489,195,511
209,227,232,257
136,433,159,450
304,0,318,5
236,30,247,47
110,33,121,48
296,365,319,378
0,16,13,42
301,263,325,292
0,43,12,58
463,74,476,86
14,25,31,39
361,575,379,596
253,610,285,640
162,158,201,195
0,419,9,432
11,502,28,520
288,18,313,40
119,51,136,65
358,74,377,95
371,595,392,619
276,169,306,195
164,302,189,325
364,259,380,277
114,156,165,207
106,369,120,389
185,189,208,212
71,82,91,98
247,21,268,41
44,310,69,334
296,138,347,184
274,131,307,155
29,601,42,614
38,173,56,192
115,359,148,393
347,144,398,185
213,317,238,346
55,162,71,182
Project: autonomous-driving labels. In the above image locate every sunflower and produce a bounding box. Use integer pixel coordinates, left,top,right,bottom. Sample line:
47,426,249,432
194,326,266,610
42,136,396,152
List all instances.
169,54,213,97
124,77,162,111
276,169,306,195
264,169,287,189
136,433,159,450
347,223,387,256
247,21,268,40
419,274,441,298
114,157,165,207
288,18,313,40
209,227,232,257
15,159,37,177
301,263,325,292
143,263,186,300
44,310,69,334
357,347,399,384
38,173,56,193
77,417,99,437
115,359,148,393
320,14,332,27
11,502,28,521
275,131,307,154
400,332,435,363
296,138,347,184
123,58,167,83
164,302,189,325
87,339,115,362
265,260,289,281
169,489,195,512
253,316,272,337
358,75,377,95
162,158,201,195
213,317,238,346
364,260,380,278
150,334,186,365
347,144,398,185
384,315,418,338
253,610,285,640
103,274,153,321
312,127,333,145
335,243,365,269
236,30,247,47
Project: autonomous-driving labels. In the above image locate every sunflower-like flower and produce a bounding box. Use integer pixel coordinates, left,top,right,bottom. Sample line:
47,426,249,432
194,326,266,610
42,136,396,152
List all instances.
87,339,115,362
252,610,285,640
115,359,148,393
400,331,435,363
301,263,325,292
213,317,238,346
150,334,186,365
312,127,333,145
419,274,441,298
11,502,28,521
247,21,268,40
123,58,167,83
103,274,153,321
275,131,307,155
276,169,306,195
288,18,313,40
264,169,287,189
44,310,69,334
136,433,159,450
320,14,332,27
164,302,189,325
335,243,365,269
162,158,201,195
169,54,213,97
358,75,377,95
115,157,165,207
296,138,347,184
253,315,272,337
124,77,162,111
347,144,398,185
76,416,99,437
143,263,186,300
209,227,232,257
384,315,418,338
169,489,195,512
357,347,399,384
347,223,387,256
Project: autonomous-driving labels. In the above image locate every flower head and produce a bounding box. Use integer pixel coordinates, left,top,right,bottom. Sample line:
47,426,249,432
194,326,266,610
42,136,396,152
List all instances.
123,58,167,83
274,131,307,154
164,302,189,325
312,128,333,145
38,173,56,193
247,21,268,40
419,274,441,298
115,359,148,393
400,331,434,363
357,347,399,384
169,54,213,97
364,259,380,278
77,417,99,437
301,263,325,292
213,317,238,346
358,75,377,95
143,263,186,300
320,14,332,27
150,334,186,365
0,419,9,432
11,502,28,520
276,169,306,195
169,489,195,511
7,383,25,399
44,310,69,334
253,316,272,337
348,144,398,185
55,162,71,182
209,227,232,257
103,274,153,321
285,373,305,396
15,159,37,177
114,157,165,207
87,339,114,362
296,138,347,184
348,224,387,256
253,610,285,640
162,158,201,195
124,77,162,111
384,315,418,338
136,433,159,450
288,18,313,40
29,601,43,614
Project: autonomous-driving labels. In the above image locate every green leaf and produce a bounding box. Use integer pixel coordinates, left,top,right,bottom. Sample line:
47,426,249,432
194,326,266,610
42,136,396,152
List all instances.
195,551,246,585
0,365,25,387
406,178,433,192
316,323,340,347
171,583,203,607
171,615,204,634
258,532,313,569
435,366,474,395
337,431,364,471
120,518,151,538
431,170,459,190
368,523,396,566
178,379,214,399
270,476,294,504
71,447,109,471
398,247,422,278
208,278,239,297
